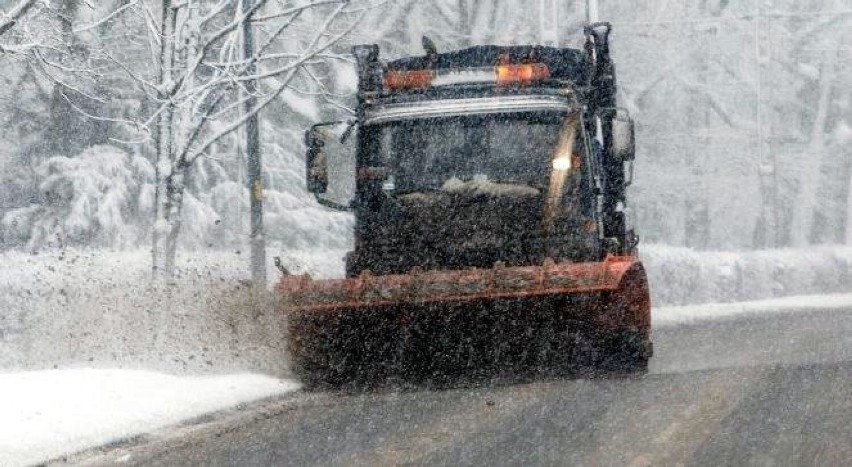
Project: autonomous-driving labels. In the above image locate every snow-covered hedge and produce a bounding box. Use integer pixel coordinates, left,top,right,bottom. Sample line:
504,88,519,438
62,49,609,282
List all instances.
643,245,852,306
0,140,355,253
1,146,155,249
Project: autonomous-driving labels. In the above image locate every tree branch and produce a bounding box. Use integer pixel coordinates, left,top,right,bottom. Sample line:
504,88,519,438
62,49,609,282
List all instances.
185,3,365,165
0,0,39,37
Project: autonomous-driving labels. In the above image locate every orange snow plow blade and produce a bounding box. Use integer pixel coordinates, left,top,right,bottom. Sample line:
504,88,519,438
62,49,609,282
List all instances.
280,256,651,388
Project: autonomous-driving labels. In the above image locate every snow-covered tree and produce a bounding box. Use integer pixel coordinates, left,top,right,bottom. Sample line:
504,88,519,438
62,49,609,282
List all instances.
0,0,41,50
142,0,371,277
14,0,374,276
0,0,849,257
1,145,154,249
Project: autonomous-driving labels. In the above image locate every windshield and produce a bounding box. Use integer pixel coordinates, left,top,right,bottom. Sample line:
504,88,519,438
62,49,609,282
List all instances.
377,112,575,193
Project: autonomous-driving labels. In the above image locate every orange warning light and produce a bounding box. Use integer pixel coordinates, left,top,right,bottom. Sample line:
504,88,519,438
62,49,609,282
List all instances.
384,70,435,90
496,64,550,86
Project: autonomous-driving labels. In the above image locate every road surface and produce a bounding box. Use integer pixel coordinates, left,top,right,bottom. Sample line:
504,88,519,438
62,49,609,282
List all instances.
80,308,852,466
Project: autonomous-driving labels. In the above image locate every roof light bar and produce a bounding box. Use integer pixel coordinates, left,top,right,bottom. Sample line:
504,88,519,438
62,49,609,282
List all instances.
384,64,551,91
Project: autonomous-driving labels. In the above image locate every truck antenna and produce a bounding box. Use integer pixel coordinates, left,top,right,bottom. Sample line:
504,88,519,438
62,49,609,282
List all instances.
422,36,438,56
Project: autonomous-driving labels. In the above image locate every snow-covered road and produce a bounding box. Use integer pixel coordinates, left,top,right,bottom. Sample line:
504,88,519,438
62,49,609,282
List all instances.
0,370,299,466
3,293,852,466
79,301,852,466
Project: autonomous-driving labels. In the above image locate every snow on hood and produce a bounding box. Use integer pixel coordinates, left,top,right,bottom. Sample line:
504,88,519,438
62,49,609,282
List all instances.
439,177,541,197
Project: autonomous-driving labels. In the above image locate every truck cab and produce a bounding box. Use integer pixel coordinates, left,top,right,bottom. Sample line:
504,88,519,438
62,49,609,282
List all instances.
306,25,636,279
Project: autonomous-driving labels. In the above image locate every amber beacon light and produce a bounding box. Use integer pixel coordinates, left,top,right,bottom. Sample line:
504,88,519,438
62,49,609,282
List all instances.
384,64,551,91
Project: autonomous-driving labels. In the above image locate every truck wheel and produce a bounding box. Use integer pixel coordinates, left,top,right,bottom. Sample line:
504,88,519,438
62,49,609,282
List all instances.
289,353,357,391
597,332,651,375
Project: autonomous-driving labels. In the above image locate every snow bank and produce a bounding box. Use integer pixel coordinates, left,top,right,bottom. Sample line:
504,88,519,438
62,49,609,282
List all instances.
642,245,852,306
654,293,852,326
0,369,298,466
0,248,347,375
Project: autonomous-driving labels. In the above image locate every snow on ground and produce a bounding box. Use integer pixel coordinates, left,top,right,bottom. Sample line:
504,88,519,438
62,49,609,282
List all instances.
654,293,852,327
0,247,348,375
0,369,299,466
643,245,852,306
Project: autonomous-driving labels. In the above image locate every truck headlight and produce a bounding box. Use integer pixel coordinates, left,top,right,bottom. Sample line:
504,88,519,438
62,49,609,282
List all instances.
552,156,572,171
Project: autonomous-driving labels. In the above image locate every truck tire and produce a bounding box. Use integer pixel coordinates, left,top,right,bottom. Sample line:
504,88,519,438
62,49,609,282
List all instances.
597,331,651,375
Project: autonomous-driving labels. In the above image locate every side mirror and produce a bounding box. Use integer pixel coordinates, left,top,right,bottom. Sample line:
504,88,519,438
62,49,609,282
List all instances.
305,128,328,194
612,110,636,162
304,121,358,210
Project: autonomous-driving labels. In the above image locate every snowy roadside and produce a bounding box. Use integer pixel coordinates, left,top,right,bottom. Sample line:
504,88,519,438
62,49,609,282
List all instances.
643,245,852,306
0,369,299,467
0,248,347,375
654,293,852,327
0,247,323,467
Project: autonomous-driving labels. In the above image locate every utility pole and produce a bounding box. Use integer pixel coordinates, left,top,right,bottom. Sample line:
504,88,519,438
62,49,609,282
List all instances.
242,0,266,286
755,4,777,248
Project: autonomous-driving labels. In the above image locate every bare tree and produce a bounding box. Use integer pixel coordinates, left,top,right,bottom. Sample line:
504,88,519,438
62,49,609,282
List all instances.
752,11,852,247
146,1,371,277
13,0,372,276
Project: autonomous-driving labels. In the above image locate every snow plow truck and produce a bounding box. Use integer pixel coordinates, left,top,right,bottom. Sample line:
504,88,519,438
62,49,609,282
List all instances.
280,23,652,388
